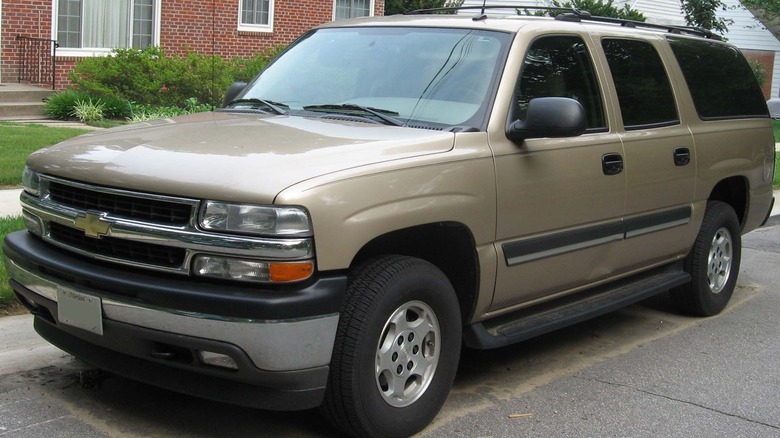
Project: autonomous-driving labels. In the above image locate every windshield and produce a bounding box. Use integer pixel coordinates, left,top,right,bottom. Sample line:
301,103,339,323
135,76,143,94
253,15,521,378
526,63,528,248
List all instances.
238,27,510,129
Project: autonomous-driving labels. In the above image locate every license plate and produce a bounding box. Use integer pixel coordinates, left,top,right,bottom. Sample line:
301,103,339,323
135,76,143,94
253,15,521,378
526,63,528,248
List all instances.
57,287,103,336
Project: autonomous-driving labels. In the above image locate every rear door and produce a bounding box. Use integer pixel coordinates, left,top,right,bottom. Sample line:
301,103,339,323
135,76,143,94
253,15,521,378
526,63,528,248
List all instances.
598,37,697,270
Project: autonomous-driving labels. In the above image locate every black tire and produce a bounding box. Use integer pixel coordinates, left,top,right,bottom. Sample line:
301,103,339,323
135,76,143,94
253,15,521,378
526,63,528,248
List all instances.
672,201,741,316
321,255,462,438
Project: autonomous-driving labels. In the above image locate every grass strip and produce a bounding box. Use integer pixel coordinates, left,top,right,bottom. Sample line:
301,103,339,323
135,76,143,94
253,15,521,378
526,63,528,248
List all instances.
0,123,91,187
0,216,26,310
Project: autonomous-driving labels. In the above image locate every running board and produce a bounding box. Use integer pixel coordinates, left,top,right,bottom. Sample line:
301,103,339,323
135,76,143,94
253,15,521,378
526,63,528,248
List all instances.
463,263,690,349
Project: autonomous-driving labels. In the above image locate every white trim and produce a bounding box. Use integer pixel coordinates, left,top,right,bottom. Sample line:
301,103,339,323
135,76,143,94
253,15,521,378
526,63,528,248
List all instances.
237,0,275,33
51,0,162,57
332,0,375,21
773,52,780,98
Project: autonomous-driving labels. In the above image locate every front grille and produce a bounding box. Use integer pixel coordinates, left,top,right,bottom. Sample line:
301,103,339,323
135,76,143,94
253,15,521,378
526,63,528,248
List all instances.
49,182,193,225
50,222,186,268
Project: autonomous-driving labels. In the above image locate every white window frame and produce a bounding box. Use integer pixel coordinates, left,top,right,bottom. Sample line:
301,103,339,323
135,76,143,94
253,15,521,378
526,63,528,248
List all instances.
332,0,375,20
237,0,275,33
51,0,162,57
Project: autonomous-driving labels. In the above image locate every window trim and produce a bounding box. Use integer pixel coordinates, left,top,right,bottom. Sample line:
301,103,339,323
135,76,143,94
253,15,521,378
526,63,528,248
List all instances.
51,0,162,57
237,0,275,33
332,0,375,20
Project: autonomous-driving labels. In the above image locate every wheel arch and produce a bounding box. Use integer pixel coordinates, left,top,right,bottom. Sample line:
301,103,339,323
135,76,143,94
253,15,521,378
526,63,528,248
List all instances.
708,176,748,228
351,222,479,322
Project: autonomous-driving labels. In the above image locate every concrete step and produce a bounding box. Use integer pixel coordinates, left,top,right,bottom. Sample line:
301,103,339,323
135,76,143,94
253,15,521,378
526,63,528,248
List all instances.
0,102,47,118
0,88,52,103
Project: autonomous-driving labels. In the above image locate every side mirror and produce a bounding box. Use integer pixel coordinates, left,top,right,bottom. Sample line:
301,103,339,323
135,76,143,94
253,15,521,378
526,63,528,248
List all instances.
222,81,248,108
506,97,587,142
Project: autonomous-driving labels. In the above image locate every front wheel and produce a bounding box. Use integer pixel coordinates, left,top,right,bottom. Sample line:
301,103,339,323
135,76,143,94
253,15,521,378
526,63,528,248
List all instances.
321,255,462,437
672,201,741,316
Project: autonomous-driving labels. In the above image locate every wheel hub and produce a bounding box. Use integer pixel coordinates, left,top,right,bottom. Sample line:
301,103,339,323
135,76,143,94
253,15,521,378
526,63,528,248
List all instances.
707,226,732,294
375,300,440,407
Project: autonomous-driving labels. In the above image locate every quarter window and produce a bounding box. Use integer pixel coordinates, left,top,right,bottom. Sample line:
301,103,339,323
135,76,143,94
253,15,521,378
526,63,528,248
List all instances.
667,37,768,119
55,0,156,50
514,36,606,132
239,0,273,31
602,39,678,130
334,0,372,20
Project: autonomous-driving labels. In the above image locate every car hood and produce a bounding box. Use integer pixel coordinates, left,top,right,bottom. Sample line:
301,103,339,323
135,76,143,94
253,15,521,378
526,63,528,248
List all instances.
28,111,455,203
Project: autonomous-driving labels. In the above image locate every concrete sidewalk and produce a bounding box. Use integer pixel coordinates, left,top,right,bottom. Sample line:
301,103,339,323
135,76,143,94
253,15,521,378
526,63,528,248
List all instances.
0,188,22,218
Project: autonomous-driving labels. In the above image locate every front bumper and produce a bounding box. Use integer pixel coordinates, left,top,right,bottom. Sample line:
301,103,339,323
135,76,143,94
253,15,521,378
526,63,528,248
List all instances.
3,231,347,410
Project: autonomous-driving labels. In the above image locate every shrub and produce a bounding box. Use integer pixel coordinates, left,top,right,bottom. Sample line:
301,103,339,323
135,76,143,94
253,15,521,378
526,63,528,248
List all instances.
70,46,285,108
128,98,214,123
71,98,105,122
44,89,93,120
44,89,132,120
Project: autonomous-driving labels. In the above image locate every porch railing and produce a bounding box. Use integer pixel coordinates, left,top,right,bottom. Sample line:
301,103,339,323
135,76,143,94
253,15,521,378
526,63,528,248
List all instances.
17,35,58,90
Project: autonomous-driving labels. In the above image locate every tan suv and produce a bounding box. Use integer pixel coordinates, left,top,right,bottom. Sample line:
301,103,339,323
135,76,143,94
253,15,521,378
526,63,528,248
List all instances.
3,7,775,437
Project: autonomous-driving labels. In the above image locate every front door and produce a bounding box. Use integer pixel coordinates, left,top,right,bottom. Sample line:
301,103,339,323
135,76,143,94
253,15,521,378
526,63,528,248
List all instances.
489,34,626,311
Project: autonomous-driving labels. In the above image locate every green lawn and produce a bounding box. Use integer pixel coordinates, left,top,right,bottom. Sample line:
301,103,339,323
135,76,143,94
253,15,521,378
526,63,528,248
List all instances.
0,216,26,309
0,122,90,188
774,119,780,143
0,123,89,311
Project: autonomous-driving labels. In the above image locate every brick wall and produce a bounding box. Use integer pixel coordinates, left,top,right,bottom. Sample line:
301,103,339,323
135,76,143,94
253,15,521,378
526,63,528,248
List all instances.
0,0,53,85
741,49,775,100
1,0,386,89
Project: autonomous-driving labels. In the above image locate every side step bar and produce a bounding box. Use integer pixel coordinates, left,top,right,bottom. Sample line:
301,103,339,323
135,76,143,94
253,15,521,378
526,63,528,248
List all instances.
464,263,690,349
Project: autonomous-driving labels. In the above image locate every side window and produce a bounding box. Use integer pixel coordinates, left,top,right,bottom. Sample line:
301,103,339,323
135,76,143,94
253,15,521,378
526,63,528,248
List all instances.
602,39,678,130
515,36,606,131
667,37,768,119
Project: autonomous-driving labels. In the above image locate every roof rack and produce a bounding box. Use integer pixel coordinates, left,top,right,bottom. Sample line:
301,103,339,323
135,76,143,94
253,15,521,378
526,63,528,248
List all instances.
406,5,723,41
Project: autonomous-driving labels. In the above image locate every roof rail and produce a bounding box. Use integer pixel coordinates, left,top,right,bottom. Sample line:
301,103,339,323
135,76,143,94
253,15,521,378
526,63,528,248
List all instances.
406,4,723,41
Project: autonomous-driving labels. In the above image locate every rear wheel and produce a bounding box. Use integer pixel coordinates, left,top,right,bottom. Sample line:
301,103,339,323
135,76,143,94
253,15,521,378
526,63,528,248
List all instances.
321,255,462,437
672,201,741,316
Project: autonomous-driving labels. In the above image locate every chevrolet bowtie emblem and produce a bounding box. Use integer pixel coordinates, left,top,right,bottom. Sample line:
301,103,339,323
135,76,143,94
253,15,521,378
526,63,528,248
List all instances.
74,212,112,238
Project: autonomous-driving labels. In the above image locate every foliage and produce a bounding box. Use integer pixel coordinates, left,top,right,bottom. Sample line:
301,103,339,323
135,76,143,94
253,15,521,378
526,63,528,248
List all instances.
0,123,91,187
44,89,131,121
680,0,732,34
70,46,284,108
740,0,780,20
748,59,766,87
128,98,213,122
521,0,646,21
385,0,463,15
71,98,106,122
0,216,26,309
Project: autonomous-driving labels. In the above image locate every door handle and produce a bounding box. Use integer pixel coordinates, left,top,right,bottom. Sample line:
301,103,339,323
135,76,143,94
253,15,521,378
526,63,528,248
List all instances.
673,147,691,166
602,153,623,175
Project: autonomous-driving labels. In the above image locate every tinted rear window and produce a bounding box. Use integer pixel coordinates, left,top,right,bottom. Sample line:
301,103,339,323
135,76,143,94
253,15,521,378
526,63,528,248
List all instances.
667,37,768,120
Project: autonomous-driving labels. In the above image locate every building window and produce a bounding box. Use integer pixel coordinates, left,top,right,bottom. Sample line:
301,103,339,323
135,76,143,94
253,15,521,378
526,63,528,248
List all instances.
55,0,159,53
334,0,372,20
238,0,274,32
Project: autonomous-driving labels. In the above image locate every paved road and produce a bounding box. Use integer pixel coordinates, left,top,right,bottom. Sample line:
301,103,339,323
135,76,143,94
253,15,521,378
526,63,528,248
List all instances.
1,219,779,437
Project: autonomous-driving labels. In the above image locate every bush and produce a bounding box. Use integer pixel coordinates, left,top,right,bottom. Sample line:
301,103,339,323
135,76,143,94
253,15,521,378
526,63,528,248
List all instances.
128,97,214,122
44,89,132,120
70,46,284,108
71,98,105,122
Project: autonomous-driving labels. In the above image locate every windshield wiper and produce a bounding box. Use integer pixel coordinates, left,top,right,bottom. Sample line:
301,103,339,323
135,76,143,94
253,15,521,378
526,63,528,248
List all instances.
303,104,404,126
225,98,288,115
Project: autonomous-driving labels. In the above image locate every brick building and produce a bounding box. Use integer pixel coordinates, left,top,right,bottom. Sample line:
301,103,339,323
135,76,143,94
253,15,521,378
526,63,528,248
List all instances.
0,0,385,89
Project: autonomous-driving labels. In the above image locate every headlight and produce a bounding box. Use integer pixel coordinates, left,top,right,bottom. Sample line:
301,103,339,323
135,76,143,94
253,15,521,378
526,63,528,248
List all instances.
199,202,312,237
22,167,41,197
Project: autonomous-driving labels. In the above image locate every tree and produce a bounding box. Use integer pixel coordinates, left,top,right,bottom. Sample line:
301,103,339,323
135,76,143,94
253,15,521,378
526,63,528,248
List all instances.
525,0,646,21
385,0,463,15
680,0,731,34
740,0,780,20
